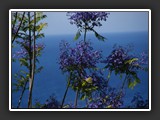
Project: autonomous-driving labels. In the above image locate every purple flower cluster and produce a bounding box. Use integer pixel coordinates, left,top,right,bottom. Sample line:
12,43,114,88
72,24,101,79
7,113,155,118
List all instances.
88,88,124,108
87,71,106,87
59,40,102,72
102,47,130,71
67,12,109,29
102,46,149,74
139,52,148,65
12,48,28,58
13,43,45,59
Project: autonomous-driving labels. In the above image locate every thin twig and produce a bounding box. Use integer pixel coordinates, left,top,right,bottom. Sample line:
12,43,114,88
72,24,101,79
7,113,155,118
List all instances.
28,12,36,108
12,12,25,44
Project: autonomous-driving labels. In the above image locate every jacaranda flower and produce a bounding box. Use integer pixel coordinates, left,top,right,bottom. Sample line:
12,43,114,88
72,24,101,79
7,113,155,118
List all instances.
67,12,109,29
59,40,102,72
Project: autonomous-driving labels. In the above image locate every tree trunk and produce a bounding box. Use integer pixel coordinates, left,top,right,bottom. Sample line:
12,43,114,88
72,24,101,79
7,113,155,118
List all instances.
61,72,72,108
17,80,28,108
28,12,36,108
74,89,79,108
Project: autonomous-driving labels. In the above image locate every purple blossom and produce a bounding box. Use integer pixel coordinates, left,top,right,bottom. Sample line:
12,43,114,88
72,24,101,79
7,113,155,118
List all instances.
138,52,148,65
102,47,131,72
12,48,28,58
59,40,102,72
67,12,109,29
13,43,45,59
102,46,148,74
88,88,125,108
59,40,105,94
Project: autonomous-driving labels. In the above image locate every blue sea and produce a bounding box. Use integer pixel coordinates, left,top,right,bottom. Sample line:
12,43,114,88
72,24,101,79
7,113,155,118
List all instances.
12,31,149,108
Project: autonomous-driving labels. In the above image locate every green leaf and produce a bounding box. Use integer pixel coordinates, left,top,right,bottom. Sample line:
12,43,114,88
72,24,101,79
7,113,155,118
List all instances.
105,96,109,99
82,81,87,87
85,88,92,92
120,73,123,80
135,76,140,83
80,94,86,100
62,104,70,108
104,65,109,69
107,71,111,79
92,67,99,71
37,23,47,32
128,76,140,89
106,105,112,108
128,80,137,89
74,30,81,40
35,66,43,74
94,31,106,41
19,58,28,67
26,73,30,78
92,86,98,90
20,70,27,74
85,77,93,84
115,69,119,75
36,33,45,39
36,12,47,23
30,12,47,24
125,58,138,65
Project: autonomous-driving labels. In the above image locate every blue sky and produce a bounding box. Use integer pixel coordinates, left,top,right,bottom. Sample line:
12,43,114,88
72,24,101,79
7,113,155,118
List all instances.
42,12,148,35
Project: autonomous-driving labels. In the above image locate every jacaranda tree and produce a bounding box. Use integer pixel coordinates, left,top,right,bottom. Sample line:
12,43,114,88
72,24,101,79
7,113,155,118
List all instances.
60,12,110,108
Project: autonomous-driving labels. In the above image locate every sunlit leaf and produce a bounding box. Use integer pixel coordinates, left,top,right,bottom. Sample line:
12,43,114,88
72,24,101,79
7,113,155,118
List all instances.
125,58,138,65
85,77,93,84
62,104,70,108
106,105,112,108
80,94,86,100
82,81,87,87
107,71,111,79
74,30,81,40
37,23,47,32
128,76,140,89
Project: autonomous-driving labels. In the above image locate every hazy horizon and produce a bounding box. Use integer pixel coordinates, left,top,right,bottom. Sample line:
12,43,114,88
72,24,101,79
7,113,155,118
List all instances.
42,12,149,35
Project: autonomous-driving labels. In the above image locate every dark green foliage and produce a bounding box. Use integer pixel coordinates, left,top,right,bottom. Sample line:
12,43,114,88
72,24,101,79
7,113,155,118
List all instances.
93,30,106,41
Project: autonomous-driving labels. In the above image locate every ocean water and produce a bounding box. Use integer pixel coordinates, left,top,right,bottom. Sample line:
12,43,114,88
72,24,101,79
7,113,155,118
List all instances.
11,31,149,108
